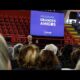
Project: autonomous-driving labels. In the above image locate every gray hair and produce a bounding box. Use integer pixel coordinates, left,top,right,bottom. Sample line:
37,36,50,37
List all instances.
13,43,23,60
44,44,58,55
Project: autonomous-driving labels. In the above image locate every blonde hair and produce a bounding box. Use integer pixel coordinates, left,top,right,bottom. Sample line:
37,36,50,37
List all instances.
75,59,80,70
0,34,11,70
18,44,39,68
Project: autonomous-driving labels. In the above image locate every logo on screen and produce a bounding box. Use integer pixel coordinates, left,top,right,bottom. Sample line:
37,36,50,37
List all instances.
40,15,56,26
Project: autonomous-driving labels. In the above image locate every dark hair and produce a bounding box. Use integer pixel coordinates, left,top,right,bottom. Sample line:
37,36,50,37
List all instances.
14,43,23,60
60,45,73,68
71,48,80,68
62,45,73,57
37,50,60,70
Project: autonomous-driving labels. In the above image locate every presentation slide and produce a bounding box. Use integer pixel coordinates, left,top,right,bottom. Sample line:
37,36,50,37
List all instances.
30,10,64,37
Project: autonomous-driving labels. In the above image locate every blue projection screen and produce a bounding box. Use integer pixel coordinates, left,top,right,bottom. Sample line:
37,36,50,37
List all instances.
30,10,64,37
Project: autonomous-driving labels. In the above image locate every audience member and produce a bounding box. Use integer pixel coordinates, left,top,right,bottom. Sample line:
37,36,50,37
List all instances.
72,20,77,30
36,49,61,70
8,46,14,60
14,43,23,60
0,34,12,70
71,48,80,69
75,19,80,34
17,44,39,70
75,59,80,70
44,44,58,55
0,34,80,70
11,43,23,69
60,45,73,68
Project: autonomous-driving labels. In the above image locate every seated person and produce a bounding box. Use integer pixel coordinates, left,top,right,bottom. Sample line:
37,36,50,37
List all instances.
0,34,12,70
11,43,23,69
75,19,80,34
72,19,80,34
36,49,61,70
17,44,39,70
72,21,77,30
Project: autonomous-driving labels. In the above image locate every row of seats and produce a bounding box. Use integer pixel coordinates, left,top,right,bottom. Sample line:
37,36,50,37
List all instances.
0,15,29,43
0,16,27,22
0,15,29,35
64,25,80,45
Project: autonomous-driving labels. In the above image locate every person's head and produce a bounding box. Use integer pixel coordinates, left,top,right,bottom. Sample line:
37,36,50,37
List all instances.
0,34,12,70
72,20,76,24
71,48,80,68
8,47,14,60
18,44,39,69
62,45,73,58
60,45,73,68
27,35,32,45
13,43,23,60
37,49,60,70
44,44,58,55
